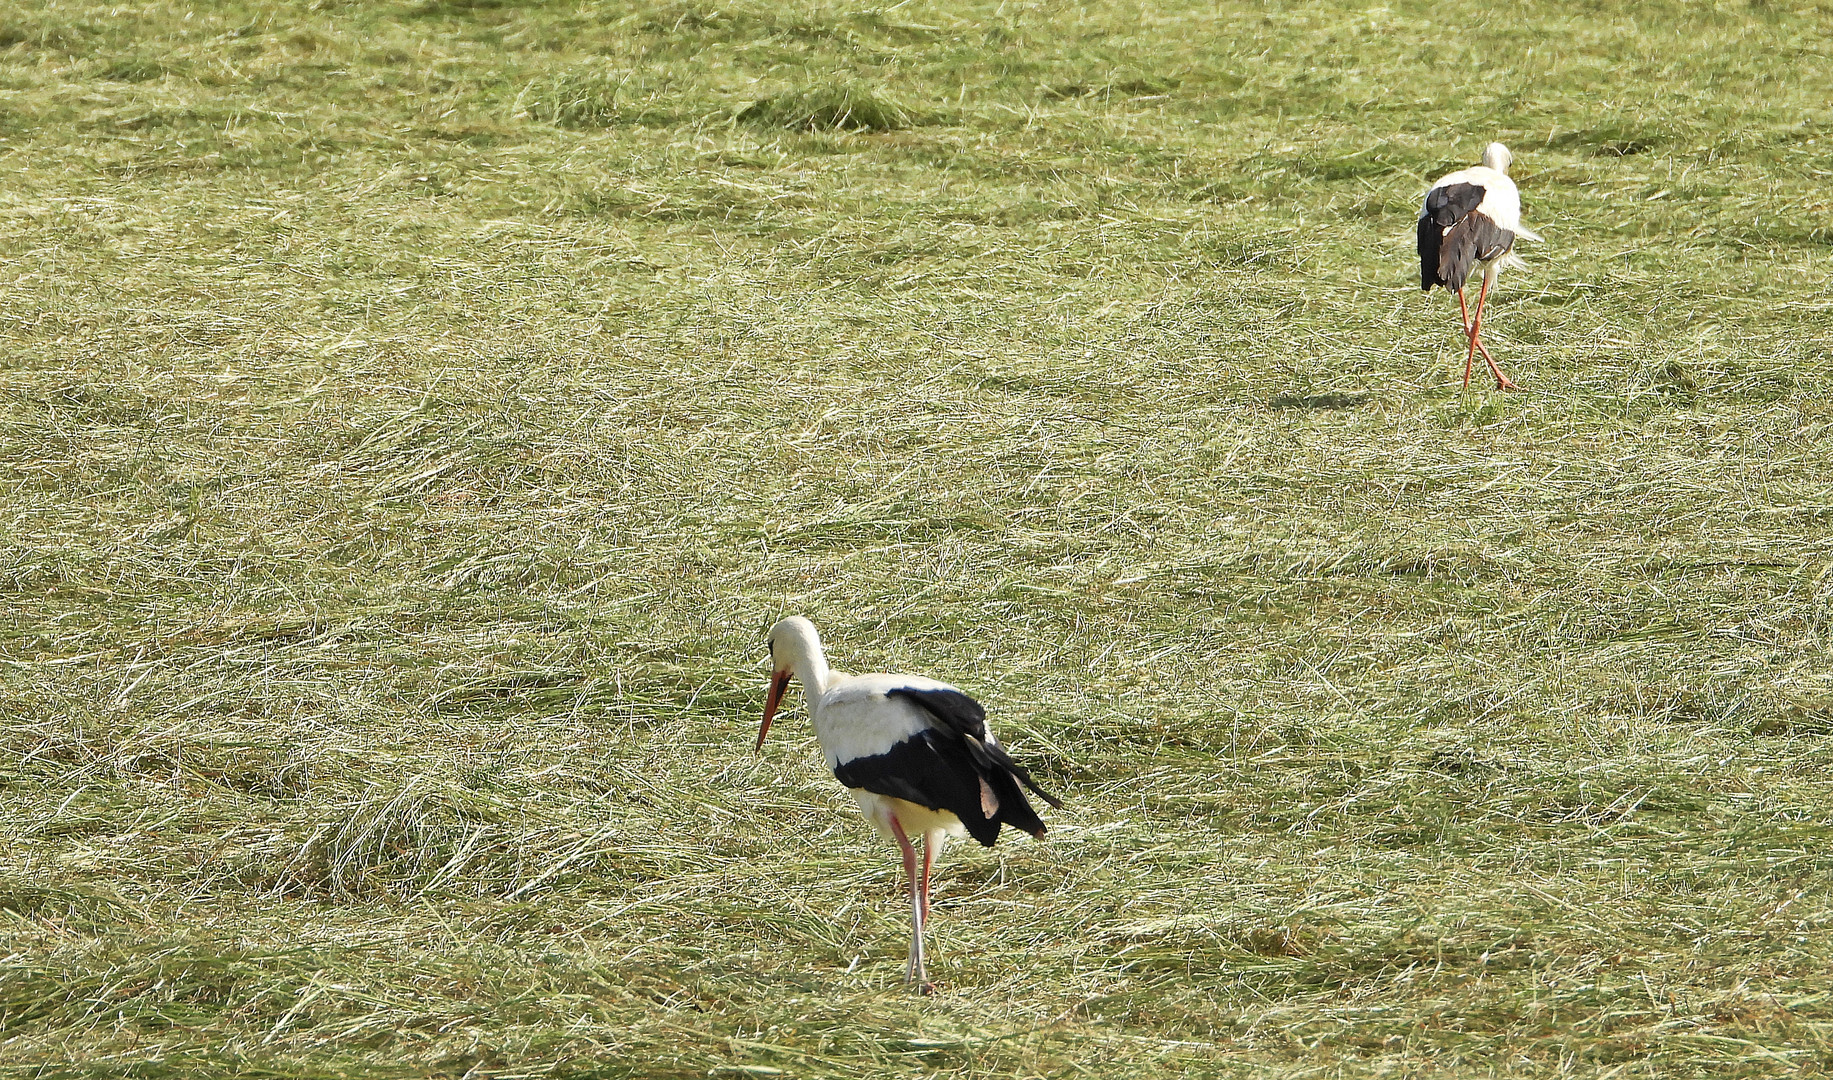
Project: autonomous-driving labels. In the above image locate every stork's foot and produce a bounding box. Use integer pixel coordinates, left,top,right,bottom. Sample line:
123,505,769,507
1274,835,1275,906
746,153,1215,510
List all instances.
1495,375,1522,391
916,980,936,996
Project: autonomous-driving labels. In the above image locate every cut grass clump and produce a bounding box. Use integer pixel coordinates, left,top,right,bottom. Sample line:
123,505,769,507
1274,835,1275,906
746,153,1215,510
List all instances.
1040,72,1180,100
0,883,139,932
1548,122,1667,156
294,783,518,898
515,70,685,128
737,83,926,132
95,55,186,82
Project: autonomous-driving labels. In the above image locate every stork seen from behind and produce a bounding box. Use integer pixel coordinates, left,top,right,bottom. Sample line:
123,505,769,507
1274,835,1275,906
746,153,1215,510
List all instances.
1418,141,1540,390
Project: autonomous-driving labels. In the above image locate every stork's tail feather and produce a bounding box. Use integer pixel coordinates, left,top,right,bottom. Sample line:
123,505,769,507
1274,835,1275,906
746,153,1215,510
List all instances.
1003,755,1065,811
966,736,1064,811
985,769,1049,839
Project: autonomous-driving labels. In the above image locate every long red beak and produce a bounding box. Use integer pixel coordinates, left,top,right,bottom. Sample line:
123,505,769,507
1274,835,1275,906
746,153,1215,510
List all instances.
757,670,791,751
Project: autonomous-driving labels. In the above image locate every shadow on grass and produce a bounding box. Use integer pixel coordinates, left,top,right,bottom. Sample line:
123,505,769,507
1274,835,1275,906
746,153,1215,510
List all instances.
1267,391,1371,410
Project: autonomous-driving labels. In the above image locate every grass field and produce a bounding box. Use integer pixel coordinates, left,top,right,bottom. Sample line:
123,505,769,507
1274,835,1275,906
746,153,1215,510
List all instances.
3,0,1833,1075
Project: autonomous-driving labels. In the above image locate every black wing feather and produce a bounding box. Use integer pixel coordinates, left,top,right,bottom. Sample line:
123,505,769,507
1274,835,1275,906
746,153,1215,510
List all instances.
887,688,1064,811
1418,182,1513,292
834,729,1002,845
1423,181,1485,228
828,686,1062,848
1417,214,1447,291
888,687,988,740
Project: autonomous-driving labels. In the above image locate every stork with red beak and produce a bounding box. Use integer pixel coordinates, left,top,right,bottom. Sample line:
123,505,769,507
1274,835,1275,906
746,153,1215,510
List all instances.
757,616,1063,992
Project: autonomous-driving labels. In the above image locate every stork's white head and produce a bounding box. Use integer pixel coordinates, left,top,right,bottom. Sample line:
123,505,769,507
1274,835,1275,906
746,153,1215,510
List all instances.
758,616,824,750
1481,142,1514,174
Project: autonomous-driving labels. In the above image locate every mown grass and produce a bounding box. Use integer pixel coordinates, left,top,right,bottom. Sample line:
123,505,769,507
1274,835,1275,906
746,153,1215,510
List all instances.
2,0,1832,1075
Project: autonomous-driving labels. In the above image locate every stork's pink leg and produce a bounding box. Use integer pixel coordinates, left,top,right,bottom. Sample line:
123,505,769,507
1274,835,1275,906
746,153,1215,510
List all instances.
889,816,931,993
1468,270,1519,391
1458,287,1501,373
919,833,936,924
1458,287,1477,390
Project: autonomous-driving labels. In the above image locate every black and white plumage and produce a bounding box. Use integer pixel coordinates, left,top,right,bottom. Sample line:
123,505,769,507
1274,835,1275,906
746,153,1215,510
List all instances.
756,616,1062,992
1418,142,1540,390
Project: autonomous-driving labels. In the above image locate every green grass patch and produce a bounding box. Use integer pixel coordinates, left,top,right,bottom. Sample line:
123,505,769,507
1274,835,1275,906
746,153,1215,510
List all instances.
737,82,929,132
2,0,1833,1076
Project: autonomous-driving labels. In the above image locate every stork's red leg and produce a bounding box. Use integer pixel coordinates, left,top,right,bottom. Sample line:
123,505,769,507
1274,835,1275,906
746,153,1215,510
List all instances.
1458,287,1501,373
1468,270,1519,391
919,833,935,924
889,816,931,992
1458,287,1477,390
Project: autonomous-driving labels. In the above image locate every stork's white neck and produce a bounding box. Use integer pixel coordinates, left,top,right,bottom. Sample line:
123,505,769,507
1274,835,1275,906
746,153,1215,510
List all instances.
770,616,833,711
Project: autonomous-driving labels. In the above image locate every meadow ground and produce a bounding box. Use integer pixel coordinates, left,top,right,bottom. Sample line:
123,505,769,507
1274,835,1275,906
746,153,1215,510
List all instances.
3,0,1833,1075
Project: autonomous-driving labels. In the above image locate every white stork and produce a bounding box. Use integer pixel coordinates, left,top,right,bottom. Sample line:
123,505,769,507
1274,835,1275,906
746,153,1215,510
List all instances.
1418,142,1540,390
756,616,1062,993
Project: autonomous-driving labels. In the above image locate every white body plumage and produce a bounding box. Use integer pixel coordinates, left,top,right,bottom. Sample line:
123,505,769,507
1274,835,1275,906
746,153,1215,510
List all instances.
1421,161,1539,273
808,672,975,839
1416,142,1538,390
754,616,1060,991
